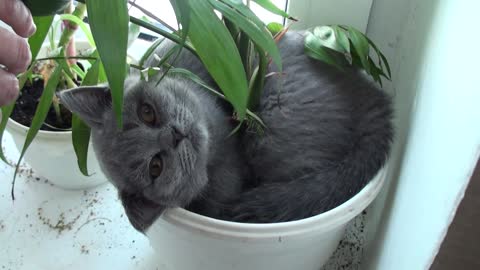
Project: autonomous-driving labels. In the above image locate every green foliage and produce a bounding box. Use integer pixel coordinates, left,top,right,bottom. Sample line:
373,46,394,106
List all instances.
86,0,129,128
12,59,65,199
304,25,392,85
4,1,392,193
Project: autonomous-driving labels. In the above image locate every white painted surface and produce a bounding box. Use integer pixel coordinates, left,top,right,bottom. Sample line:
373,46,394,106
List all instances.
288,0,374,32
363,0,480,269
0,132,163,270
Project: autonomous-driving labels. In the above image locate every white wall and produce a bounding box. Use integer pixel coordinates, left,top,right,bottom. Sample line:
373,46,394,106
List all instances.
364,0,480,269
288,0,373,32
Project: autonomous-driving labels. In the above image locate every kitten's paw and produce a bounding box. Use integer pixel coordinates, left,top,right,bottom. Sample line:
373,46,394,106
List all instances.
120,192,165,232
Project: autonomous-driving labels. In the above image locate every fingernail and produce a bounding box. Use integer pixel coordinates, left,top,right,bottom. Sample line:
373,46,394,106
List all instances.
27,22,37,37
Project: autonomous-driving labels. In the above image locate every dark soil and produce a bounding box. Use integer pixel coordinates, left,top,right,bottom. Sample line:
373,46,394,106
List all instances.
11,77,72,131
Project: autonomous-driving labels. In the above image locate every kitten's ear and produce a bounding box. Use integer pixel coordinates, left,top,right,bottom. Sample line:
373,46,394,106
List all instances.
58,86,111,129
119,191,166,233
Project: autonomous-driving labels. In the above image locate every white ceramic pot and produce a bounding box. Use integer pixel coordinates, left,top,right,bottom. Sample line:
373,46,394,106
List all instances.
3,40,107,189
6,118,107,189
147,167,386,270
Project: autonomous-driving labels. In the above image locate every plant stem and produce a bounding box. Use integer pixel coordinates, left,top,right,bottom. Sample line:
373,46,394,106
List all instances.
129,16,196,55
128,1,176,32
58,2,86,49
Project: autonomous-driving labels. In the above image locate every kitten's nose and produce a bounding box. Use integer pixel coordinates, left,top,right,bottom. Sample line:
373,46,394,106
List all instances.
172,125,186,148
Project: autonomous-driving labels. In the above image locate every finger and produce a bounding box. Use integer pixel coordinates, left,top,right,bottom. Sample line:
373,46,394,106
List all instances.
0,27,31,74
0,0,36,38
0,68,19,107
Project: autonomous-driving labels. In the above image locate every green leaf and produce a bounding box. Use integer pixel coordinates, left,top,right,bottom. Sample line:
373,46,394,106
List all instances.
220,0,268,30
251,0,293,20
332,25,350,53
267,22,283,36
59,14,95,47
311,26,347,53
168,67,263,127
347,27,370,73
304,32,346,70
208,0,282,70
29,16,55,61
11,62,64,199
187,0,248,120
139,37,166,67
0,16,53,164
367,37,392,79
247,48,267,110
72,64,86,80
72,115,91,176
86,0,129,128
71,60,100,176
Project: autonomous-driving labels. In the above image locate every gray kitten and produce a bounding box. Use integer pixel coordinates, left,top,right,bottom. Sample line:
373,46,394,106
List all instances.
59,32,393,232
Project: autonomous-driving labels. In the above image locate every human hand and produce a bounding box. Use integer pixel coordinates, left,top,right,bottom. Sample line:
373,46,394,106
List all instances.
0,0,36,107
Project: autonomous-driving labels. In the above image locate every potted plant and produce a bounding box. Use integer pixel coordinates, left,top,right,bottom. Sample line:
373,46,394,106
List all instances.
2,1,391,269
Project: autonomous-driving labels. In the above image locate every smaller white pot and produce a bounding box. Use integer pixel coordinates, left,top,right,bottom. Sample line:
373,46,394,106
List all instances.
6,118,107,189
147,167,386,270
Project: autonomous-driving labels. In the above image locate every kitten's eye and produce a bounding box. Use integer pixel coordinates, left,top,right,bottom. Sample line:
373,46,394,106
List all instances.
149,154,163,179
138,103,156,125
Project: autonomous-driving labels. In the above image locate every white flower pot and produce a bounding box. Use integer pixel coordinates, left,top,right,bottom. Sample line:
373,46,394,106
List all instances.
3,40,107,189
6,118,107,189
147,167,387,270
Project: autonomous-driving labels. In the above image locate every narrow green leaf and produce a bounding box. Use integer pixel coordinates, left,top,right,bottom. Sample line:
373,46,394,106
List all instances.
0,16,53,164
72,64,86,80
59,14,95,47
86,0,129,128
332,25,350,53
208,0,282,70
12,62,64,199
29,16,55,62
347,27,370,73
251,0,293,20
168,67,263,127
72,114,91,176
187,0,248,120
311,26,347,53
71,60,100,176
267,22,283,36
304,32,346,70
221,0,268,30
247,48,267,110
139,37,165,67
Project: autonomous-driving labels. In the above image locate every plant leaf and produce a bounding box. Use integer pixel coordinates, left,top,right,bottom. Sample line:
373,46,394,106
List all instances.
12,62,64,199
332,25,350,53
187,0,248,120
168,67,263,127
86,0,129,128
71,60,100,176
267,22,283,36
0,16,53,164
59,14,95,47
347,26,370,73
209,0,282,70
139,37,165,67
251,0,294,20
304,32,346,70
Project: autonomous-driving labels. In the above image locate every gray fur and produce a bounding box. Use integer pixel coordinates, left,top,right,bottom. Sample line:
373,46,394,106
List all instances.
59,31,393,232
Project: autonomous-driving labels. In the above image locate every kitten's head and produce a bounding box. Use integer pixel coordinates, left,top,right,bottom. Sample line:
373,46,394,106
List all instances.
59,75,213,211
